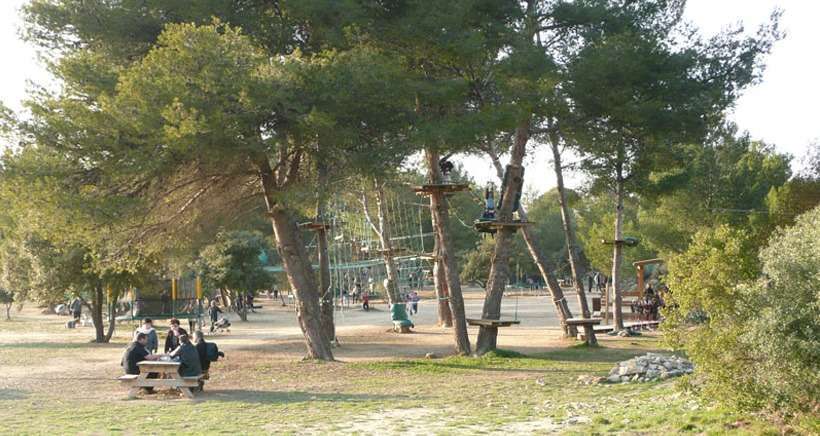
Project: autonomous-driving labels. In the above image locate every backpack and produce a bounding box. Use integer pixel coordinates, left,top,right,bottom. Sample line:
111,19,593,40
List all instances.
205,342,220,362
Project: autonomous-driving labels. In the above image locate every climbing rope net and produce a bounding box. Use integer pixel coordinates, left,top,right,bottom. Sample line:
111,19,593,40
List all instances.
267,189,437,301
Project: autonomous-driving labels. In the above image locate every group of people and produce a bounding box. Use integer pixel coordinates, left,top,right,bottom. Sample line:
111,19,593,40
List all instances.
122,317,224,394
634,284,666,321
587,271,609,294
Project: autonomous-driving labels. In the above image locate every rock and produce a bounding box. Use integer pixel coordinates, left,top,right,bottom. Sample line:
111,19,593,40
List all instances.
607,374,621,383
604,353,694,383
577,375,605,385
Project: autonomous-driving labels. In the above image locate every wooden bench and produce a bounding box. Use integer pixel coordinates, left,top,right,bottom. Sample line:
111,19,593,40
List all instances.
565,317,601,345
466,318,521,328
593,319,661,333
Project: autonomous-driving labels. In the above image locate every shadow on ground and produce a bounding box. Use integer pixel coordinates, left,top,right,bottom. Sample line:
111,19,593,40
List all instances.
197,389,411,404
0,389,28,400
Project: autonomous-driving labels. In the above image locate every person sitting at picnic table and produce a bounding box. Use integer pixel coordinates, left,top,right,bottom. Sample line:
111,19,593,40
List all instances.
207,300,223,333
133,318,158,353
193,331,224,379
122,332,161,393
169,334,202,378
164,318,188,353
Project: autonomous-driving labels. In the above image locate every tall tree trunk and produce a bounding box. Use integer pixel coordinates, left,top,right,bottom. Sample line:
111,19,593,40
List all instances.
373,180,402,305
4,304,10,321
476,122,528,355
425,148,471,355
258,159,333,361
548,133,596,344
433,241,453,327
91,285,105,343
104,299,116,342
316,159,335,345
316,227,335,343
612,163,626,331
485,151,576,338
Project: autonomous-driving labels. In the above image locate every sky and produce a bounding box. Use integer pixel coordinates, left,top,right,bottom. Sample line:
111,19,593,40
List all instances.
1,0,817,195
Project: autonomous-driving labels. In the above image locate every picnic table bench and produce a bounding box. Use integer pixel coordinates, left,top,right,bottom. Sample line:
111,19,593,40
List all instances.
118,361,203,399
565,317,601,345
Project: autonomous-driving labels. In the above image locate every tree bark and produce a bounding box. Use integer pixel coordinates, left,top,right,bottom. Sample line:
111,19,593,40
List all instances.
104,299,116,343
373,180,402,305
258,158,333,361
425,148,471,355
612,162,626,331
91,285,105,343
433,241,453,327
548,133,596,344
476,122,528,355
485,151,576,338
315,159,335,345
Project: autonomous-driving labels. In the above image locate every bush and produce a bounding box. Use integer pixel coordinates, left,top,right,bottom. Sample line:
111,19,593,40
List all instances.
739,206,820,414
664,207,820,417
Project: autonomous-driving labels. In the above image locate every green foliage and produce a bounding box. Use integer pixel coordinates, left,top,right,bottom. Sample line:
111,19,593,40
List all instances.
525,188,578,267
664,210,820,416
459,235,533,288
196,231,275,294
739,206,820,415
460,238,494,288
576,194,655,279
639,132,792,256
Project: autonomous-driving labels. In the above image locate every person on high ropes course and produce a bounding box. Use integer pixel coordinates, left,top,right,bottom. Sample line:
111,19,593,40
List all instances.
481,185,497,221
439,154,454,183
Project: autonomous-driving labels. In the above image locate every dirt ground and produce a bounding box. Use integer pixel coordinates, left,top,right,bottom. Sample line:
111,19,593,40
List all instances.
0,289,781,435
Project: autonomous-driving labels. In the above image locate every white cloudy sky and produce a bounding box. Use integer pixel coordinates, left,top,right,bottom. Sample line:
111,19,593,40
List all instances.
1,0,817,194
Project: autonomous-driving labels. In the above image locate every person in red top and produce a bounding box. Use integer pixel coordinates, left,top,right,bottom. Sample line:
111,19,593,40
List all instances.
361,292,370,311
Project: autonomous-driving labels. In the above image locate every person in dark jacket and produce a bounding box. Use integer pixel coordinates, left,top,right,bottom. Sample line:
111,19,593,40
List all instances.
169,334,201,377
69,297,83,321
122,333,160,393
207,300,223,333
193,331,224,377
164,318,188,353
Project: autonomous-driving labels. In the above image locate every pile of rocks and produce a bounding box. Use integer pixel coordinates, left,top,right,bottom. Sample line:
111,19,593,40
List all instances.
606,353,693,383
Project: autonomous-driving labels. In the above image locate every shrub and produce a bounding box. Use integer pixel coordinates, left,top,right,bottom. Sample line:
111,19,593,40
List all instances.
664,206,820,417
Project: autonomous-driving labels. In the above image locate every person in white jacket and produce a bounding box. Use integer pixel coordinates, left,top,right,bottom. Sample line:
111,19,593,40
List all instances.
133,318,159,353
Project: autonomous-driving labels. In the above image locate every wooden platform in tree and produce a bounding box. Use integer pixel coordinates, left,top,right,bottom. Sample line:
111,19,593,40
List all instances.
377,247,410,256
473,220,533,233
411,184,470,195
466,318,521,328
298,221,331,231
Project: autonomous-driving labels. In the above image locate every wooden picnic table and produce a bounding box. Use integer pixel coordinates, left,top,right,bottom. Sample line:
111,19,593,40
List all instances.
119,361,201,399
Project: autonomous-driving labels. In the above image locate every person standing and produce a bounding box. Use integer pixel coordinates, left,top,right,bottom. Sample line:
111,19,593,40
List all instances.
69,296,83,321
362,291,370,311
207,301,223,333
409,290,420,315
134,318,159,353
